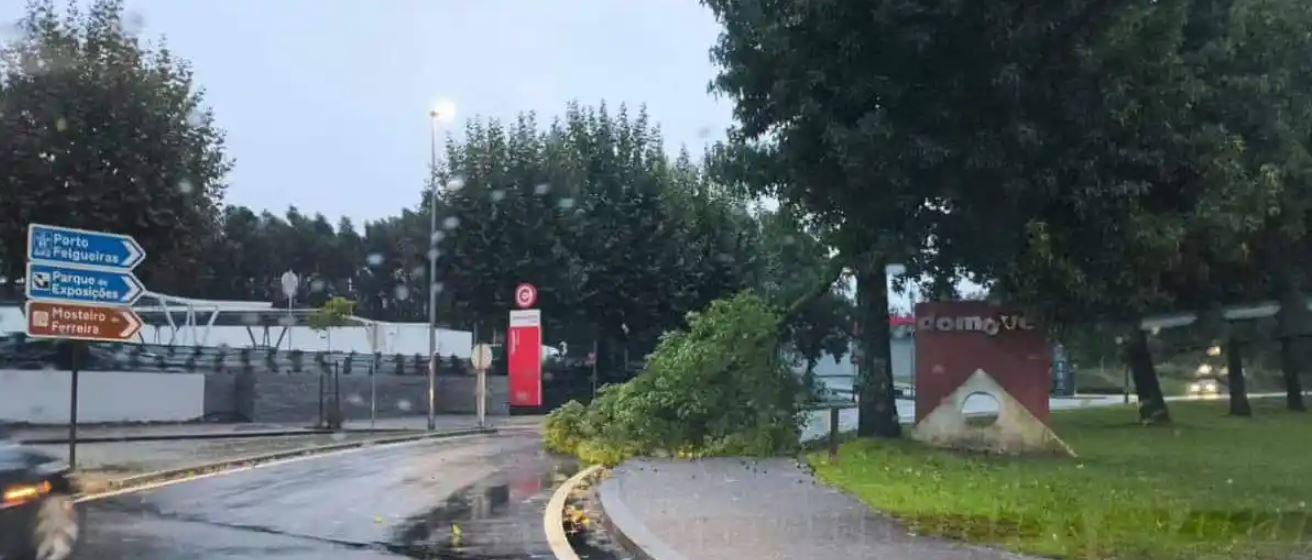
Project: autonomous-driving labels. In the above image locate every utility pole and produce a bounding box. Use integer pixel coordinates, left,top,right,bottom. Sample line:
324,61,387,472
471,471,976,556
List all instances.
427,110,439,431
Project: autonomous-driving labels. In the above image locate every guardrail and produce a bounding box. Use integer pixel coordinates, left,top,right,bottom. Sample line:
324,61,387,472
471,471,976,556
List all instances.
0,334,470,376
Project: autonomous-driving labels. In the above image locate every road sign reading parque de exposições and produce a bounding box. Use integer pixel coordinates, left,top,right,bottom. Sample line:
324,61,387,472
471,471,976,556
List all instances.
27,223,146,270
26,262,145,306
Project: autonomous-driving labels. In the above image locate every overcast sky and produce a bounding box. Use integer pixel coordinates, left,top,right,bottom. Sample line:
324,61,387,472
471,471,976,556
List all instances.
1,1,735,224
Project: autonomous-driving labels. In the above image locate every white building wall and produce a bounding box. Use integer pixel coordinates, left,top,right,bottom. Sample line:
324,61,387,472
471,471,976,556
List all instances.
0,369,204,423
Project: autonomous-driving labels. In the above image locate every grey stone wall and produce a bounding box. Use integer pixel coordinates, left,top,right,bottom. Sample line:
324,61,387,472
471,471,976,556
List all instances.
202,372,237,418
201,372,508,424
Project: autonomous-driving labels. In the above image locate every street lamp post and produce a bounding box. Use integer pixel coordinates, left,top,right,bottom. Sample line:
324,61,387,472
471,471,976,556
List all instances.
427,111,439,431
427,99,455,431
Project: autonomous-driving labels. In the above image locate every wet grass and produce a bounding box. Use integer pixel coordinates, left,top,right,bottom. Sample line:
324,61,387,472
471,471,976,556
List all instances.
810,399,1312,559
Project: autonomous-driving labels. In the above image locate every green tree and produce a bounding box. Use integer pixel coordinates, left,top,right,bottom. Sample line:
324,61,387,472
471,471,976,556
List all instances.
706,0,1306,428
308,296,354,354
431,102,757,370
0,0,230,296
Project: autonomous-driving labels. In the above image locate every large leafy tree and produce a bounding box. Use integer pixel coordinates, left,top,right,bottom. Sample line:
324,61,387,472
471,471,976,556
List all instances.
430,102,758,368
0,0,230,296
705,0,1305,430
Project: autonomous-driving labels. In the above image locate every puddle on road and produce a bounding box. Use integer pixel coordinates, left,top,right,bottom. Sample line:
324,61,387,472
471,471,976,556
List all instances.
386,454,589,559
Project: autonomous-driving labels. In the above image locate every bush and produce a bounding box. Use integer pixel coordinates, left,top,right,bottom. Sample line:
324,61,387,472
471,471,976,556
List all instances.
544,292,804,466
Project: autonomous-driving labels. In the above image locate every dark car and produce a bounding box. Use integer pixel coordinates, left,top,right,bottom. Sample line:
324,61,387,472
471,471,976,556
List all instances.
0,428,79,560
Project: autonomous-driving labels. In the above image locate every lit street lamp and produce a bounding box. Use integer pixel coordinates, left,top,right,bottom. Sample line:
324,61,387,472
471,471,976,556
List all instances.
427,99,456,431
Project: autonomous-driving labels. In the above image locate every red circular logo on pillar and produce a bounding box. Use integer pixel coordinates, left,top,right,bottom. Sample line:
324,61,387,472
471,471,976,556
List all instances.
514,283,538,309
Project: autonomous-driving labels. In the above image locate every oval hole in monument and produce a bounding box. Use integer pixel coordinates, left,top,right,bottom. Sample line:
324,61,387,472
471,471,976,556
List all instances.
961,391,1001,427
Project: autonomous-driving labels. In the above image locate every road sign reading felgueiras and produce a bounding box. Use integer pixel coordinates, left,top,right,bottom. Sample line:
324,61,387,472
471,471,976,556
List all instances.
911,301,1074,456
28,224,145,270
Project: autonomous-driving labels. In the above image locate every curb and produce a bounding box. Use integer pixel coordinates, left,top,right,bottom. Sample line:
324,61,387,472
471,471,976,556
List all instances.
74,426,496,501
544,464,602,560
20,429,331,445
19,427,422,445
596,466,689,560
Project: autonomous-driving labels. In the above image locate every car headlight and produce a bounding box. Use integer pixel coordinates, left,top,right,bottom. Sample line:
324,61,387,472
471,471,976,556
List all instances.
2,480,52,509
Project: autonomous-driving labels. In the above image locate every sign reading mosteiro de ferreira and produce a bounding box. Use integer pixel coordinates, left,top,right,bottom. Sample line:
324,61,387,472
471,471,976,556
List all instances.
25,300,143,343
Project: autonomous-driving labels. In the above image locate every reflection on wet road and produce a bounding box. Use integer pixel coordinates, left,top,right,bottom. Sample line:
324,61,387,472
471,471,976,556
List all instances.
74,426,579,559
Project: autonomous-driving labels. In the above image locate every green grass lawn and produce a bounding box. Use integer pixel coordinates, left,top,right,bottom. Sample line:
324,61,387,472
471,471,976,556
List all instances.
810,399,1312,560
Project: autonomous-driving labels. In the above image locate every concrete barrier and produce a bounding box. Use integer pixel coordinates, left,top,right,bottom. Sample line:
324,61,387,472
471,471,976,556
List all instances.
0,368,504,425
0,369,205,423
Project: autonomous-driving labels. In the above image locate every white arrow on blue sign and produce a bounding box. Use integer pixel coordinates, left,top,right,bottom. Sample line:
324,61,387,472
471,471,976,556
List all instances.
26,262,145,306
27,223,146,270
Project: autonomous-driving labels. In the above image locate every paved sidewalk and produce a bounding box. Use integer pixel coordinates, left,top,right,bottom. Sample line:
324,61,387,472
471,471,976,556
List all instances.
600,458,1029,560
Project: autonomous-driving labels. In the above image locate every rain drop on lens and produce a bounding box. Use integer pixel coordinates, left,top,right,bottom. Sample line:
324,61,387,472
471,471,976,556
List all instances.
394,285,410,301
557,197,575,210
446,176,466,191
310,279,326,293
124,11,146,35
443,216,460,230
427,248,440,260
55,117,67,132
397,399,413,412
366,253,384,266
534,183,550,195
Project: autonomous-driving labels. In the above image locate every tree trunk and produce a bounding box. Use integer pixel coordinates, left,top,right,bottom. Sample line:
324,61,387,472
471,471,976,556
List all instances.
1127,328,1170,424
1277,286,1307,412
1226,337,1252,416
1279,336,1305,412
855,262,901,438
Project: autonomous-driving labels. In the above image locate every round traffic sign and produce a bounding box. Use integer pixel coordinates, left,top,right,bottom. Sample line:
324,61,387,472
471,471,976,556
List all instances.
471,343,494,371
514,283,537,309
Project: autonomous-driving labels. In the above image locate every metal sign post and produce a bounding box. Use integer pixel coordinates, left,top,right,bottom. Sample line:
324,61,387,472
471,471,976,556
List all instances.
471,344,493,427
280,271,298,351
68,343,81,467
25,224,149,469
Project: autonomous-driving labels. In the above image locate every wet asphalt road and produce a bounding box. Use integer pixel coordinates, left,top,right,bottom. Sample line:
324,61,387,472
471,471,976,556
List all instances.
73,426,579,559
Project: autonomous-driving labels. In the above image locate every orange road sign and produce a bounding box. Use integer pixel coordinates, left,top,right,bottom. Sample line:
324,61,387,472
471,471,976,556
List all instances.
25,300,142,342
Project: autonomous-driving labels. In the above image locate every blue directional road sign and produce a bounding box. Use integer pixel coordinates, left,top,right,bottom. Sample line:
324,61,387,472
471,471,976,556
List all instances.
26,262,145,306
27,223,146,270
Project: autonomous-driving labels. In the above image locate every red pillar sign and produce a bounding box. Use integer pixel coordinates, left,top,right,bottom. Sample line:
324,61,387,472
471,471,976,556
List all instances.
508,308,542,408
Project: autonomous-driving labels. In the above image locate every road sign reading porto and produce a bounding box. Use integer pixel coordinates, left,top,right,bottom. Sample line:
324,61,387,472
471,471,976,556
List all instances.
514,283,538,309
26,262,144,306
25,301,142,343
27,224,146,270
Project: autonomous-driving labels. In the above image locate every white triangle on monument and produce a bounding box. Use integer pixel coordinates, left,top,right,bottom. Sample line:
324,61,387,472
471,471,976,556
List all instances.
912,369,1076,457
